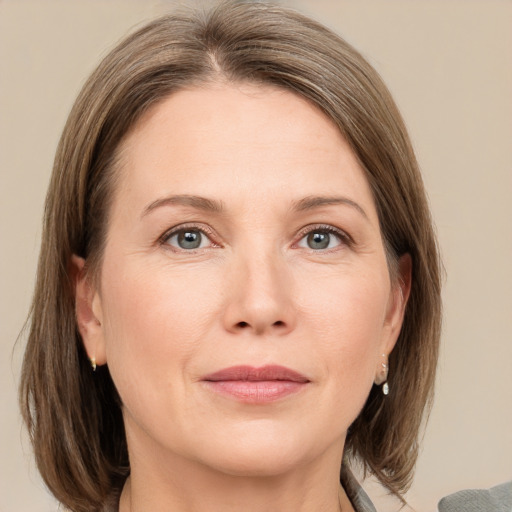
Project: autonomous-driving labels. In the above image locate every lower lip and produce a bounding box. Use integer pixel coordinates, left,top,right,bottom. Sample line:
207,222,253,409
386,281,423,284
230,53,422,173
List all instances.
202,380,308,403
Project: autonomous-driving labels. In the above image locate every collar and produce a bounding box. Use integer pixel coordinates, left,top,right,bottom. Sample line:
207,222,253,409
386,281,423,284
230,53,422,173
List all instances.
341,465,377,512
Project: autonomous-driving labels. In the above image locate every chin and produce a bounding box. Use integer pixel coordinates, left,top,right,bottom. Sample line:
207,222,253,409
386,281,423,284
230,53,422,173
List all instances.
208,450,305,478
187,425,323,478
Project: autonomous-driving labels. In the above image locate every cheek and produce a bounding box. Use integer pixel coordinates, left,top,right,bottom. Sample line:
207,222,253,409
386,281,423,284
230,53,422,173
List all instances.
298,269,389,397
99,259,222,404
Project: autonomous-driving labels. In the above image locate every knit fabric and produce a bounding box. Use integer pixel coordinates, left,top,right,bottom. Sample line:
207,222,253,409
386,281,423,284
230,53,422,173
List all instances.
438,481,512,512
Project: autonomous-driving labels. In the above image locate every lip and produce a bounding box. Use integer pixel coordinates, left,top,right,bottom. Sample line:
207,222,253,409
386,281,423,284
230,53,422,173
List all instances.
201,365,310,404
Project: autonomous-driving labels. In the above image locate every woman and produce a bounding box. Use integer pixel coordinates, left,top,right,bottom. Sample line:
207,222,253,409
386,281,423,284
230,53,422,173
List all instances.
19,2,442,511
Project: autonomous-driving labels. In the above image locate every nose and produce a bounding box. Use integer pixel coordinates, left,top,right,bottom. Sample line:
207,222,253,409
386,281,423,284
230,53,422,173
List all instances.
222,247,297,337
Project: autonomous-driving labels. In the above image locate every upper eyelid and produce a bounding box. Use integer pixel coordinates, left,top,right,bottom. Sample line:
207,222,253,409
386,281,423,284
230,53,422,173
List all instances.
294,224,353,244
160,223,219,246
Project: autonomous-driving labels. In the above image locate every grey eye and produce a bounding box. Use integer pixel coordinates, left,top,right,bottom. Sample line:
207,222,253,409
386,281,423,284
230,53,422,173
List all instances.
307,232,331,250
297,228,343,251
167,229,209,250
178,230,202,249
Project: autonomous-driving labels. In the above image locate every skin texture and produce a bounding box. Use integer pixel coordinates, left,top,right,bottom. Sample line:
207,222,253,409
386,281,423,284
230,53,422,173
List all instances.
74,83,410,512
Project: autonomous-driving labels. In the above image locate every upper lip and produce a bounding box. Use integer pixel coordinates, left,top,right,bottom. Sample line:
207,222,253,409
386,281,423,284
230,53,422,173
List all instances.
202,365,310,383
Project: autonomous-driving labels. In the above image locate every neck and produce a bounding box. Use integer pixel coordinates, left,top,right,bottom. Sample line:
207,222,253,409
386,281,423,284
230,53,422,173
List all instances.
120,471,354,512
119,430,355,512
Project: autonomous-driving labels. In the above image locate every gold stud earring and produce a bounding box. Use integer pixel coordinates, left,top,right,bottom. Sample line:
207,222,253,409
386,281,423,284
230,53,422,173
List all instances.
90,357,97,372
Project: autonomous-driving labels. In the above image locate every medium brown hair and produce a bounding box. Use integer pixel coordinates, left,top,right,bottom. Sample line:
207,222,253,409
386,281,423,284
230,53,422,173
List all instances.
20,2,442,510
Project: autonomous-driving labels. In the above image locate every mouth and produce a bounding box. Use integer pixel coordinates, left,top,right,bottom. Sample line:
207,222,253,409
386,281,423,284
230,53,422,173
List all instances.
200,365,310,403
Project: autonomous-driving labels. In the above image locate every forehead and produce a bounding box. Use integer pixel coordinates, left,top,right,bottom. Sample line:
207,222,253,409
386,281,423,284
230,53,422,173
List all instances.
114,83,377,221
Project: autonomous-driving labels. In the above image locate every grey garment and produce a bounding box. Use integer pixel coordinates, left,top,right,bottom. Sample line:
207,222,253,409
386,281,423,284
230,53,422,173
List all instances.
438,481,512,512
341,465,377,512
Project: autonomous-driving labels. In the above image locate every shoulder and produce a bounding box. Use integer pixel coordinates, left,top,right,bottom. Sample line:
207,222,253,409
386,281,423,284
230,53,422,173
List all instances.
437,481,512,512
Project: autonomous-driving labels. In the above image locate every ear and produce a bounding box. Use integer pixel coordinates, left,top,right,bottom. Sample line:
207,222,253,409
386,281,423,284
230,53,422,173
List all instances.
381,253,412,356
70,255,107,367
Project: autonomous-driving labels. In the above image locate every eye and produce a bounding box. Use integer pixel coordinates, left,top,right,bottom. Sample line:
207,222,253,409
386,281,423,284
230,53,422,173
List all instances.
162,226,215,251
296,226,350,251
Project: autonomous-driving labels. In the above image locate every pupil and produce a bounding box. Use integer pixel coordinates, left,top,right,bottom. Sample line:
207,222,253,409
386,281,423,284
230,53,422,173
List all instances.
178,230,201,249
308,232,329,250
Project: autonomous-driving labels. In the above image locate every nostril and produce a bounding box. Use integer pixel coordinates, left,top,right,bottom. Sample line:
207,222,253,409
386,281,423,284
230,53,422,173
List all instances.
234,320,286,330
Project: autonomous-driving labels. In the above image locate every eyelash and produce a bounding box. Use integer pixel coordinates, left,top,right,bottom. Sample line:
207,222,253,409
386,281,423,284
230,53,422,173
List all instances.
159,223,353,253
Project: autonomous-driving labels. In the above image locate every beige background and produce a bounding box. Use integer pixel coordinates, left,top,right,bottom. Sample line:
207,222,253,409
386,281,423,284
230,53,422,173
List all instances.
1,1,511,511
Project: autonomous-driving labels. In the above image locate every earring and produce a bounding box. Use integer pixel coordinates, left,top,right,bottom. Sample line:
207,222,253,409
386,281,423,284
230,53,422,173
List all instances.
90,357,97,372
374,353,389,395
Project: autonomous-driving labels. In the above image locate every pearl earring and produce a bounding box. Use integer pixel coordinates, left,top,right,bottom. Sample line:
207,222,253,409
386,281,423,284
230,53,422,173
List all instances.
374,353,389,395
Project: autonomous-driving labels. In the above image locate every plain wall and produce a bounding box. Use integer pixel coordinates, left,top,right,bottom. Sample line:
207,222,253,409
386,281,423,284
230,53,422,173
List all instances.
1,1,511,511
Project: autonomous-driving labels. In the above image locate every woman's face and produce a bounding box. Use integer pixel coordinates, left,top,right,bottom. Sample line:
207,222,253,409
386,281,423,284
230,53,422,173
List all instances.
77,83,407,477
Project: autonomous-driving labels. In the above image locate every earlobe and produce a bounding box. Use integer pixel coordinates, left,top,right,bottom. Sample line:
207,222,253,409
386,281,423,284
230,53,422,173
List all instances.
70,255,107,367
375,254,412,393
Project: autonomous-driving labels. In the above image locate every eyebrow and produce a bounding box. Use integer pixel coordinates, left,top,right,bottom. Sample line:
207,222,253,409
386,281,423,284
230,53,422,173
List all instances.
141,194,224,218
291,195,369,220
141,194,368,220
